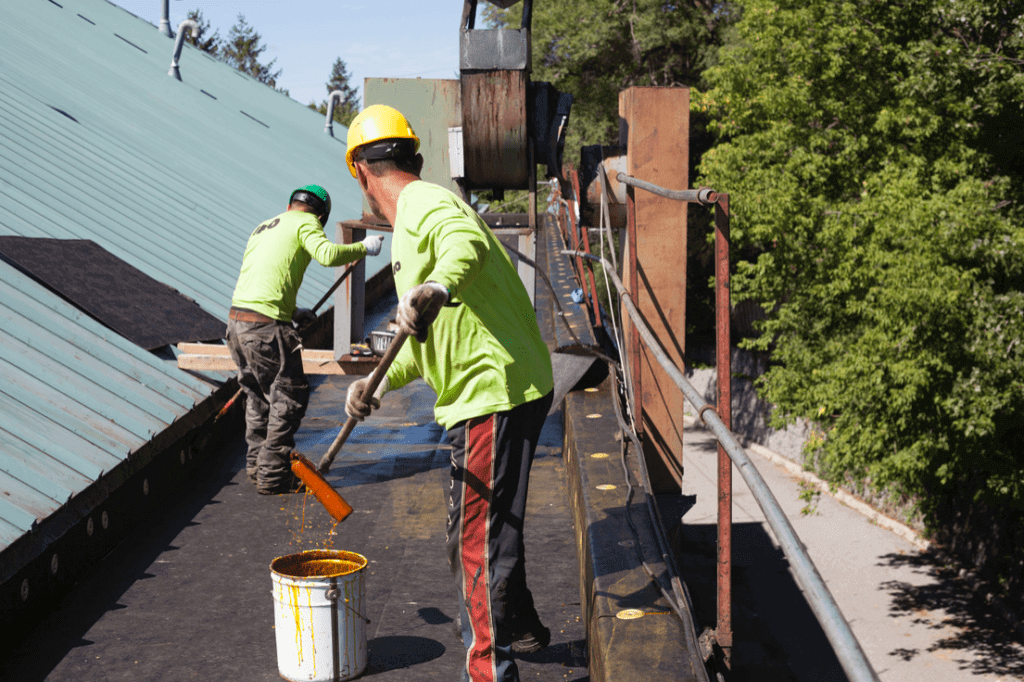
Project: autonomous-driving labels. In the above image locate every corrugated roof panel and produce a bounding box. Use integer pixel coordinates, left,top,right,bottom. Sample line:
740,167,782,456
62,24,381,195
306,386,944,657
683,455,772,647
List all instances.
0,0,394,573
0,357,140,458
0,265,207,408
0,0,389,320
0,470,61,526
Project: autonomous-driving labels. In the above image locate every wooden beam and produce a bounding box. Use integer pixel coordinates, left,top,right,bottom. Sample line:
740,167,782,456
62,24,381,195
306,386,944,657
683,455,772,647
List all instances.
176,344,379,375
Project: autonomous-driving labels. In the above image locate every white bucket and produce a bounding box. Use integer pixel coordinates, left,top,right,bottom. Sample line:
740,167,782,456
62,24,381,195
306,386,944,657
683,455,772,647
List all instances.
270,550,368,682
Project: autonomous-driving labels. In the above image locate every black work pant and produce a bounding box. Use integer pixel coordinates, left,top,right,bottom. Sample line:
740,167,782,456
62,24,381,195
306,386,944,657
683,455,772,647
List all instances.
445,391,553,682
225,318,309,486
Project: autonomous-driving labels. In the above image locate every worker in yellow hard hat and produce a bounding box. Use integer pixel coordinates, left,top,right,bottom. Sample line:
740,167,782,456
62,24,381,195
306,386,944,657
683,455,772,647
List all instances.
343,104,554,682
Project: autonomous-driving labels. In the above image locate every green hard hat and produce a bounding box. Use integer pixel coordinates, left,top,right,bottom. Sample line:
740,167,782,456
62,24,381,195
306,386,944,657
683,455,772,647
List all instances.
290,184,331,226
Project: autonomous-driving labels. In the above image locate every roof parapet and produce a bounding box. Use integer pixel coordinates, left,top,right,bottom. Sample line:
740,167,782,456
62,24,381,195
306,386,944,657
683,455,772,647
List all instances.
168,20,199,81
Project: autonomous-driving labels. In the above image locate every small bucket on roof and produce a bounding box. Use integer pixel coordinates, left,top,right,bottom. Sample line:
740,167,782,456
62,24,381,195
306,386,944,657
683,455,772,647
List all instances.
270,550,369,681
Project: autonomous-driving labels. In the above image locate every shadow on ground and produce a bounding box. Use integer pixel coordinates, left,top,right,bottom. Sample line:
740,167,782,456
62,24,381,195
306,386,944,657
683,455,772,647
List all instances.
676,520,847,682
876,551,1024,679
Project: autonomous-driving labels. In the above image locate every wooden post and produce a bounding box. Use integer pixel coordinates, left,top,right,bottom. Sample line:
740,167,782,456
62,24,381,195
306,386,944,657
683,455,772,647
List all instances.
334,224,365,360
618,87,689,493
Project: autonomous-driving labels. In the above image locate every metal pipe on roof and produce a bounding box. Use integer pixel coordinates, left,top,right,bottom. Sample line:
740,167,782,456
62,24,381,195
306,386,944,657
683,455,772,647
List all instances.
168,20,199,81
324,91,344,137
159,0,171,37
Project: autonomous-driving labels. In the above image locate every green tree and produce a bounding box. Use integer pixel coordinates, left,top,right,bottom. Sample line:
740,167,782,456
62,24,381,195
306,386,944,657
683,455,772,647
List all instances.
696,0,1024,524
184,8,219,57
484,0,735,163
309,58,359,128
222,13,284,92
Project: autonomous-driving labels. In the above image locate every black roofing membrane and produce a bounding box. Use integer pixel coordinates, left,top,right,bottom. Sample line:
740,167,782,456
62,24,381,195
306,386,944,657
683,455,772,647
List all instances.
0,237,225,350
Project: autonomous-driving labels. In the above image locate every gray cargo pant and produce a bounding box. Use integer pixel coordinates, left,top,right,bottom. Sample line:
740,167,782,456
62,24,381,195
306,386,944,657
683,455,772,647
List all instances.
225,317,309,487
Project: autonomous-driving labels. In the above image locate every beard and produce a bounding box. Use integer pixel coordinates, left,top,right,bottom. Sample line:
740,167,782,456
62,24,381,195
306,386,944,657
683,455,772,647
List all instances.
364,191,386,221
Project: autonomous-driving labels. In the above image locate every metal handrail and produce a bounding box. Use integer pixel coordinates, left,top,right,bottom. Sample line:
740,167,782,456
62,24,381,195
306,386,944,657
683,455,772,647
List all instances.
563,248,881,682
616,173,718,206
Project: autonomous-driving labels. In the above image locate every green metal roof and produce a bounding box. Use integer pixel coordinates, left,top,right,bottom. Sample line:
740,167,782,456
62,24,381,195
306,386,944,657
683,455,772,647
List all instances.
0,0,378,567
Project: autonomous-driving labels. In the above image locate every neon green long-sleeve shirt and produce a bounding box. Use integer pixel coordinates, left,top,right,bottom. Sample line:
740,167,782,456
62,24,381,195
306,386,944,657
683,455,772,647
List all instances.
385,181,553,428
231,209,366,322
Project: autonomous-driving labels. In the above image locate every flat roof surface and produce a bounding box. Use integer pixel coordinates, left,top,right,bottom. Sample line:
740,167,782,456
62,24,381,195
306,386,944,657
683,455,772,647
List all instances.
0,375,588,681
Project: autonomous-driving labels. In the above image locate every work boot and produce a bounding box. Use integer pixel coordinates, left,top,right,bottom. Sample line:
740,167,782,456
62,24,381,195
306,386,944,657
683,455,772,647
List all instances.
257,471,304,495
510,621,551,653
451,613,550,653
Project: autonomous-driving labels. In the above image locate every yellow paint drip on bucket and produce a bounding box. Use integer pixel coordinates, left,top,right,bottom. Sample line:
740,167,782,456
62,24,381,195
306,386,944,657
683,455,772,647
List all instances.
271,550,368,682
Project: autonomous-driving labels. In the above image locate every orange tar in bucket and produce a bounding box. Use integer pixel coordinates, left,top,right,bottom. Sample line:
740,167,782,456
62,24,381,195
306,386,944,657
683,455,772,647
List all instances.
271,550,368,682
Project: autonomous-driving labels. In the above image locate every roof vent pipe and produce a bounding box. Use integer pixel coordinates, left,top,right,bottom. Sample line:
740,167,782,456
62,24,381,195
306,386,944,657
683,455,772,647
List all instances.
324,91,344,137
168,20,199,81
159,0,171,37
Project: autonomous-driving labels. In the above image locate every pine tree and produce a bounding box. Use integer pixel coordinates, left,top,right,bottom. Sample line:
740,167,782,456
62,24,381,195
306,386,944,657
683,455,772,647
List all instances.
309,58,359,127
221,14,283,91
184,9,219,57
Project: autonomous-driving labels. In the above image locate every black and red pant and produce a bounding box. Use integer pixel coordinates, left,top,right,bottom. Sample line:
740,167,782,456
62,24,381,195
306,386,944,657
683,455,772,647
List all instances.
445,391,553,682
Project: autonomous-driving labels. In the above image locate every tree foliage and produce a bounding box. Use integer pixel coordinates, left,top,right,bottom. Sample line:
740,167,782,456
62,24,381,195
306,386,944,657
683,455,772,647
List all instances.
484,0,735,163
221,13,284,92
309,58,359,128
696,0,1024,512
181,10,285,93
184,9,219,57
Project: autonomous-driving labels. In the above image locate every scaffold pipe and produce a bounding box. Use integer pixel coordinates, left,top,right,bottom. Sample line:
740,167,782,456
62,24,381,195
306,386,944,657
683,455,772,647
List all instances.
615,172,718,205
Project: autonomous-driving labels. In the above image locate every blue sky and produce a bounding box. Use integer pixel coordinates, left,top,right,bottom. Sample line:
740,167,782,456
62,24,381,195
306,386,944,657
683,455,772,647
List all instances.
108,0,467,107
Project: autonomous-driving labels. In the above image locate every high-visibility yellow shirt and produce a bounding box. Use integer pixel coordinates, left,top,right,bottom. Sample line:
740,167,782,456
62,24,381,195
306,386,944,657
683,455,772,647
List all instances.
231,210,366,322
385,181,553,428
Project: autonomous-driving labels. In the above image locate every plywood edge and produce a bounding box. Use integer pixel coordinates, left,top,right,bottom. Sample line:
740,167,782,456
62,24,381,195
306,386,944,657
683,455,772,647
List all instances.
176,346,378,375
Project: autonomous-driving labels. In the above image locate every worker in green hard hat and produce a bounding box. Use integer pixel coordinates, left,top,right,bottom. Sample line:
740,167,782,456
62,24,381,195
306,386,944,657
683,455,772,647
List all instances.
343,105,554,682
226,184,385,495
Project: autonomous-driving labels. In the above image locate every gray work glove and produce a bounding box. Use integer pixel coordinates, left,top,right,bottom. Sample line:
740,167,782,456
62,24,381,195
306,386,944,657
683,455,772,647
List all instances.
396,282,449,343
292,308,316,327
345,374,390,422
361,235,385,256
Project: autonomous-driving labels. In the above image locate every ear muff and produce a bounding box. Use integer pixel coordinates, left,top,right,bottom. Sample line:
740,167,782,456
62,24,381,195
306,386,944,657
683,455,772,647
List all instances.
290,185,332,226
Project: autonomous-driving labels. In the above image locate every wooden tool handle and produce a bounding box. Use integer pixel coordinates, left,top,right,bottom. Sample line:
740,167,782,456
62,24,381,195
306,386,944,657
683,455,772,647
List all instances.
316,330,410,474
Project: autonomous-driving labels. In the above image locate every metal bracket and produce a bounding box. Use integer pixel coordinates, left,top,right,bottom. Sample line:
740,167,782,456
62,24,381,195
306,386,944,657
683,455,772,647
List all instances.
698,627,716,662
698,404,718,426
325,587,372,624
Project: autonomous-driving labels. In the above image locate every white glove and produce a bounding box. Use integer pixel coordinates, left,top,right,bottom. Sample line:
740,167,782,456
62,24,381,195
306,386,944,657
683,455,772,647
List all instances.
345,374,389,422
396,282,449,343
361,235,385,257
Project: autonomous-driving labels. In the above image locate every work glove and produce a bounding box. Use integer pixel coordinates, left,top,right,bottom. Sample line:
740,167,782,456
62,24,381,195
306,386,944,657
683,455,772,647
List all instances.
346,374,389,422
292,308,316,327
396,282,449,343
361,235,385,257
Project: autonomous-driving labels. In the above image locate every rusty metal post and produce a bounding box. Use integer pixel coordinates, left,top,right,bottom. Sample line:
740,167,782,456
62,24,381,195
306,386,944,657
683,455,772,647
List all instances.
715,194,733,665
570,168,603,327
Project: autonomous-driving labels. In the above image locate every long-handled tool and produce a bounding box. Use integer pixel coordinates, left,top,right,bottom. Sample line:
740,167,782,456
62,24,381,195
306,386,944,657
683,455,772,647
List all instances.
316,329,410,475
308,261,357,316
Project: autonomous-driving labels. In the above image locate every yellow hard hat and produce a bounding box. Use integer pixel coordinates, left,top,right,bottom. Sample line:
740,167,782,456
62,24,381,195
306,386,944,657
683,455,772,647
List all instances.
346,104,420,178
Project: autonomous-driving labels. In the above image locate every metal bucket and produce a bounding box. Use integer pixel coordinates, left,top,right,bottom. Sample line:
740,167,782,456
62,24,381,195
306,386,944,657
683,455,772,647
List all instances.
270,550,368,682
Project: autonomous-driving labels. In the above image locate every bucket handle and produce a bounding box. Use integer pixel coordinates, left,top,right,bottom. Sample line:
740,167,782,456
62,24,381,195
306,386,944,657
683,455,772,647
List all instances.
325,587,371,623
